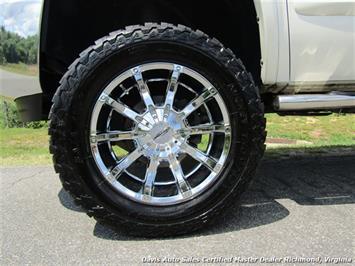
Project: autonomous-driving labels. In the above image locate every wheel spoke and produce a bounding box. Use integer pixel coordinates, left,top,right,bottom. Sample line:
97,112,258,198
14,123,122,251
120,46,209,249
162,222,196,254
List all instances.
180,87,218,118
91,62,231,205
167,153,192,197
164,64,183,109
90,130,140,143
142,156,160,198
131,67,158,122
178,124,229,137
110,148,143,180
99,93,151,128
181,143,219,172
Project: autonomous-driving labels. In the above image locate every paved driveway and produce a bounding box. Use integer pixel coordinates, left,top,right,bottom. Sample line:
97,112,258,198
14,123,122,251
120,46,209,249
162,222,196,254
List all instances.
0,69,41,98
1,155,354,265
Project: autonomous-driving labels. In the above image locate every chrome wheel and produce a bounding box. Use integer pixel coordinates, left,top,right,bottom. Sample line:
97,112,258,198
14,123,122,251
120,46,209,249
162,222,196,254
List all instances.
51,24,266,235
90,62,231,205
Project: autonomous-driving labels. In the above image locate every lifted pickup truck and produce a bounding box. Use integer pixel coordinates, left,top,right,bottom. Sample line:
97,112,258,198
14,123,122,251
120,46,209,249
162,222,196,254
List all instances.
15,0,355,236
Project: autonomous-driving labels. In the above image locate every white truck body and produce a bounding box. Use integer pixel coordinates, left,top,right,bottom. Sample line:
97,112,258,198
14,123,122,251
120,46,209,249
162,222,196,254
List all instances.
11,0,355,122
255,0,355,87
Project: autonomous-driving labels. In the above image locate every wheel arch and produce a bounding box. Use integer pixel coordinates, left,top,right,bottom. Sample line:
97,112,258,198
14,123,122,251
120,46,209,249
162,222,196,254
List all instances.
39,0,262,116
254,0,290,86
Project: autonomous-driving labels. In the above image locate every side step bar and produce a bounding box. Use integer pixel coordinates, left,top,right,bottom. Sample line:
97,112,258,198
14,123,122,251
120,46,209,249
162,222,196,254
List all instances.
274,93,355,111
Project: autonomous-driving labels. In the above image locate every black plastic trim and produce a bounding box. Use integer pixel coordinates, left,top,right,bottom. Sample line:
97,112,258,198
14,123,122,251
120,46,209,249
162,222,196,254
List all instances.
15,93,43,122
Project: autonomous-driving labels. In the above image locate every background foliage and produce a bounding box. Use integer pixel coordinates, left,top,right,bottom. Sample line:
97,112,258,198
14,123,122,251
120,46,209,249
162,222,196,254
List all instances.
0,97,47,129
0,26,38,65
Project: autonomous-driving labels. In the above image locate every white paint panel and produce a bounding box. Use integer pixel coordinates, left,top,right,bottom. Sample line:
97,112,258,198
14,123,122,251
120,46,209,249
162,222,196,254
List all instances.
254,0,290,85
295,1,355,16
288,0,355,83
254,1,278,84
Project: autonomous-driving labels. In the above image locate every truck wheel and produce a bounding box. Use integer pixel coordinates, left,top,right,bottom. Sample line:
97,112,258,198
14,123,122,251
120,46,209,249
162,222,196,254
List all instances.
49,23,266,236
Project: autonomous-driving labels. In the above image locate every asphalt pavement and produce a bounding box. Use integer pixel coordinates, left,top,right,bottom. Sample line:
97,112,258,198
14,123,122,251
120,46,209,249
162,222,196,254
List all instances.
0,69,41,98
1,154,355,265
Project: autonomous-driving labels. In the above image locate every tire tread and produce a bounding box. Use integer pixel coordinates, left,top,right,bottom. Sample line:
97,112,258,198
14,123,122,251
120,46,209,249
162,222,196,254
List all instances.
49,23,266,236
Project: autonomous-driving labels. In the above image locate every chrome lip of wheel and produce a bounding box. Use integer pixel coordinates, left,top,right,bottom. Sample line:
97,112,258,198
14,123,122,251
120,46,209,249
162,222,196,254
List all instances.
89,62,231,206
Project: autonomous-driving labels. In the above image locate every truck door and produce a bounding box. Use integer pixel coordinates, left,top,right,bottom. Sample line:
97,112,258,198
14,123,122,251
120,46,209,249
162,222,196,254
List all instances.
288,0,355,85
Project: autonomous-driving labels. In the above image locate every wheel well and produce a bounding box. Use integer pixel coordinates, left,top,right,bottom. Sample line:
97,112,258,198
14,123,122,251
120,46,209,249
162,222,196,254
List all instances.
40,0,261,113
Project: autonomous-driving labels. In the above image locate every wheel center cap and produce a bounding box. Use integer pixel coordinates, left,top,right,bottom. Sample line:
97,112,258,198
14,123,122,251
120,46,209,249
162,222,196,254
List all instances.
150,122,173,144
137,108,187,159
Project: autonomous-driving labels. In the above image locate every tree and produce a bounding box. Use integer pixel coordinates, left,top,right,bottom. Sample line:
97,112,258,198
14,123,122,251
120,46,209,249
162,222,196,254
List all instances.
0,27,38,65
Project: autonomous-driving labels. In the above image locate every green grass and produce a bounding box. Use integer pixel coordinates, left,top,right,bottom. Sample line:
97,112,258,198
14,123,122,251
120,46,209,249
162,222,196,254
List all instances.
0,114,354,166
265,113,355,146
0,127,50,166
197,134,210,152
0,95,22,128
112,145,129,158
0,63,38,76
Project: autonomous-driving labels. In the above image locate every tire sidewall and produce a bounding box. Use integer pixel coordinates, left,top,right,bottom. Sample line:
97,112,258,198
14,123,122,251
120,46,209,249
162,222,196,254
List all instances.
68,41,249,224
